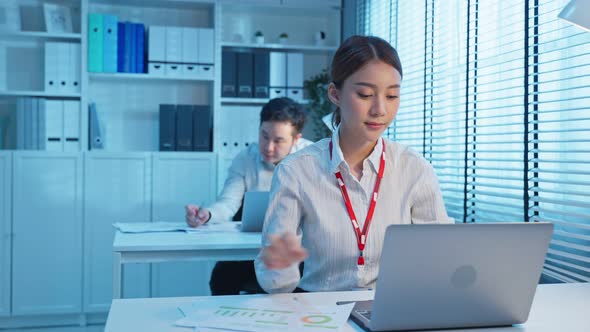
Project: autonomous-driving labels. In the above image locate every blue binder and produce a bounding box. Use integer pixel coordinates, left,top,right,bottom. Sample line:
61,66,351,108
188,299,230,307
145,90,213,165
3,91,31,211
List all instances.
88,13,104,72
102,15,118,73
135,23,145,73
117,22,125,72
124,22,133,73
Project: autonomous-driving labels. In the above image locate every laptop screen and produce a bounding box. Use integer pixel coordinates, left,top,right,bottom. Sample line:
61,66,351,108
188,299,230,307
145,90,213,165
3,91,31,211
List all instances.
357,222,552,331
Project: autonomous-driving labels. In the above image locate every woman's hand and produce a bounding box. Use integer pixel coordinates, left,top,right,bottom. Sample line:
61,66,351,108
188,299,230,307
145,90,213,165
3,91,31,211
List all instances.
261,233,308,269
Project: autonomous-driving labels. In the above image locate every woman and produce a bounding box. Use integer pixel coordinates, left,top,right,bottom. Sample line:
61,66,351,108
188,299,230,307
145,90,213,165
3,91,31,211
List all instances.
254,35,452,294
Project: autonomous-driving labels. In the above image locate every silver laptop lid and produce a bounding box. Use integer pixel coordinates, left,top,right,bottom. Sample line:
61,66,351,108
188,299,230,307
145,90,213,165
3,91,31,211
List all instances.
240,191,270,232
370,222,553,331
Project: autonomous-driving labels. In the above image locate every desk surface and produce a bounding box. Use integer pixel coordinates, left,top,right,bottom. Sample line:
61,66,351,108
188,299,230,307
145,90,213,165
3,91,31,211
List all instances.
105,283,590,332
113,227,262,252
111,226,262,299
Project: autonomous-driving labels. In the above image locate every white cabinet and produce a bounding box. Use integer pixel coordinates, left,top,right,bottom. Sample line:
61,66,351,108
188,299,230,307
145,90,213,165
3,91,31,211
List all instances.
12,152,83,315
150,152,217,297
0,152,11,317
83,152,151,312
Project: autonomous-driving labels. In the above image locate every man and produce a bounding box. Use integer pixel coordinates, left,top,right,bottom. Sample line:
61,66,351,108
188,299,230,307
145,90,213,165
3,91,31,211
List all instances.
185,97,311,295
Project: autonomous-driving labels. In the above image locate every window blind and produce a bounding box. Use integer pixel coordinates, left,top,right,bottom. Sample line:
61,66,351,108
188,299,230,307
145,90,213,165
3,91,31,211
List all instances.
426,1,468,221
389,1,426,154
528,0,590,282
358,0,590,282
465,1,526,222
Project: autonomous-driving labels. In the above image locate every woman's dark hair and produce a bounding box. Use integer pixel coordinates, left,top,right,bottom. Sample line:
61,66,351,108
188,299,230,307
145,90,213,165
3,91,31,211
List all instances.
330,35,403,127
260,97,307,135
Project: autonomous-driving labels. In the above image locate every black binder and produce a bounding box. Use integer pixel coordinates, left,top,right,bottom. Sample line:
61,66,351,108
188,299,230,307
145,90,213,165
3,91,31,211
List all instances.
254,51,270,98
221,50,237,97
192,105,212,151
159,104,176,151
237,52,254,98
176,105,194,151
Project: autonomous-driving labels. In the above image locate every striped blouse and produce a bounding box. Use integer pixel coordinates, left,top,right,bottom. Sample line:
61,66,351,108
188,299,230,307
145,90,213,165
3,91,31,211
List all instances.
255,129,453,293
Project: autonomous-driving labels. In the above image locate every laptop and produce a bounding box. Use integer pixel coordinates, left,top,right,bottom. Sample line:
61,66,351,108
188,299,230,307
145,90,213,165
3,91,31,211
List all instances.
351,222,553,331
239,191,270,232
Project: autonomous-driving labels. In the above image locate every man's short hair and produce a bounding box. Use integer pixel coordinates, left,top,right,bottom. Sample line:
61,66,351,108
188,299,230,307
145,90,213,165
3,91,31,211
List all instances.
259,97,307,135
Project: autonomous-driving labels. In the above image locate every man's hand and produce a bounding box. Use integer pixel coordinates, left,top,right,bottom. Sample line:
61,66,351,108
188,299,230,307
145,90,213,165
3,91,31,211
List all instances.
185,204,211,227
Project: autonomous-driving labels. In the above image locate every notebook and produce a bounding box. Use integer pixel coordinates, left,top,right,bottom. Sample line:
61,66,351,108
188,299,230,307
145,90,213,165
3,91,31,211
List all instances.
240,191,270,232
351,222,553,331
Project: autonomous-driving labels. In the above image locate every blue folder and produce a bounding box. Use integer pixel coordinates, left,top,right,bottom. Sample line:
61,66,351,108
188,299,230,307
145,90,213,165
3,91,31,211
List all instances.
88,13,104,72
128,22,136,73
124,22,133,73
117,22,125,72
136,23,145,73
102,15,118,73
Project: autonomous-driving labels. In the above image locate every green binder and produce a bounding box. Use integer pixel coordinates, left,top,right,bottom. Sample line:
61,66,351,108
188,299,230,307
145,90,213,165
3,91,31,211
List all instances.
88,13,104,72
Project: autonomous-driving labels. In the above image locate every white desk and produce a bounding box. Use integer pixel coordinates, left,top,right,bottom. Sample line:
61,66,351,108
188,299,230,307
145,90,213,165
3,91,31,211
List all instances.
112,228,262,299
105,283,590,332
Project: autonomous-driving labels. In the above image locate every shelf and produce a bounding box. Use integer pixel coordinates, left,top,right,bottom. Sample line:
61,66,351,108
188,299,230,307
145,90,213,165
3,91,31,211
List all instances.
220,42,337,53
90,0,214,10
0,31,82,41
221,97,308,105
89,72,214,82
0,90,81,98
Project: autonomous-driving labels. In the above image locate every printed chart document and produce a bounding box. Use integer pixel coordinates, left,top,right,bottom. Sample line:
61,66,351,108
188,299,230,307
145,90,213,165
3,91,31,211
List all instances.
174,296,355,332
113,221,241,233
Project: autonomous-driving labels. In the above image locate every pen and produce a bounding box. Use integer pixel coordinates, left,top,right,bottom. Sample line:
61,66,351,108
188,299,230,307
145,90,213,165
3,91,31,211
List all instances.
336,301,355,306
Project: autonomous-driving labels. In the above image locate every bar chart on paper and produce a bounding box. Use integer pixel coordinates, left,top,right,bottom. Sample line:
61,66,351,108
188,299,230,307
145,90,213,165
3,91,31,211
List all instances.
175,299,355,332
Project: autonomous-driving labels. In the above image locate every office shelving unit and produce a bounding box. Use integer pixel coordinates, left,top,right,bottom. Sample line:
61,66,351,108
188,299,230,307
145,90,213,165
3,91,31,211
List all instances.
0,31,82,41
0,90,82,98
215,1,340,188
88,72,216,81
220,41,338,52
0,0,341,329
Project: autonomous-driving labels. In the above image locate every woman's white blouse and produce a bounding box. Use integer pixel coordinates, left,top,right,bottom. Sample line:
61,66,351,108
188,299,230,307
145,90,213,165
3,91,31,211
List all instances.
254,130,453,293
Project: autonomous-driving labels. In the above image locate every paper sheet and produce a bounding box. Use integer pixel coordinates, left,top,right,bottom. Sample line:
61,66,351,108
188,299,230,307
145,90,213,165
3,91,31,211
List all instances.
185,221,242,233
113,222,191,233
113,221,241,233
174,296,355,332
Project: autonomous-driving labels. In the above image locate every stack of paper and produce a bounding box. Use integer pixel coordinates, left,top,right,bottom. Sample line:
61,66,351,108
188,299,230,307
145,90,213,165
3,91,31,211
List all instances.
174,296,355,332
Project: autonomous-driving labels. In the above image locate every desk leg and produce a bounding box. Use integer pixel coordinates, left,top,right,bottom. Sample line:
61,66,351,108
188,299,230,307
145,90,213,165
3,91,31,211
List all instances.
113,252,122,299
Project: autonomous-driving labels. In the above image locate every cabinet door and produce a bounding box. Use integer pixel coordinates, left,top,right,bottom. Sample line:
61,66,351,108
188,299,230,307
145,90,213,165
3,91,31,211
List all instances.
151,152,217,297
84,152,151,312
12,152,83,315
0,152,11,317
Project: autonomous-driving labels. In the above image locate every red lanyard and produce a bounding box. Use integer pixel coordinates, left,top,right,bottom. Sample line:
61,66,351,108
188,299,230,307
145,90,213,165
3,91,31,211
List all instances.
329,138,386,267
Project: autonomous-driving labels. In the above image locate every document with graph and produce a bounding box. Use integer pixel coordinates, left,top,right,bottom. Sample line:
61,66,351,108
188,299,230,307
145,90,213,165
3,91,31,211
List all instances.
174,296,355,332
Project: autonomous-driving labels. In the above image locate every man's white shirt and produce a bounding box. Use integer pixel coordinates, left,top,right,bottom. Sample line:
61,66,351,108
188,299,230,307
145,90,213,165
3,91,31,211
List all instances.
207,138,313,222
